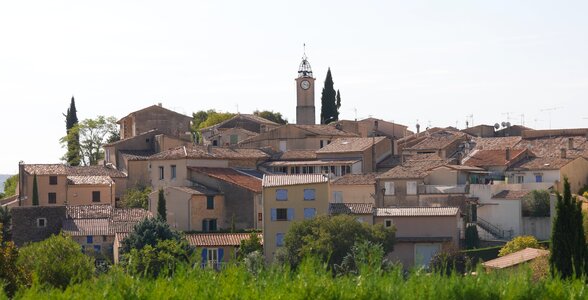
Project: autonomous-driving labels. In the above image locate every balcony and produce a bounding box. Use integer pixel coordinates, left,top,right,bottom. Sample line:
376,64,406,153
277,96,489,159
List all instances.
418,184,468,194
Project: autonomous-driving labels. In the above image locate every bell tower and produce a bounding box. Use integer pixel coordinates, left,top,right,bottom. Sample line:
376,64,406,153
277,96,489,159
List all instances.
295,47,316,125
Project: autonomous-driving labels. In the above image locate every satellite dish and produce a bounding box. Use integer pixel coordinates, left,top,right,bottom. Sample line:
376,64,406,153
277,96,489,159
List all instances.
506,122,511,127
501,122,506,127
494,123,500,130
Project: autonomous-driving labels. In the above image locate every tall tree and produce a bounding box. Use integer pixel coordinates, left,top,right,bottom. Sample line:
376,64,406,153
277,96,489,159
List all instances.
550,177,587,278
32,173,39,206
61,116,118,166
64,97,81,166
336,89,341,119
157,189,167,221
320,68,340,124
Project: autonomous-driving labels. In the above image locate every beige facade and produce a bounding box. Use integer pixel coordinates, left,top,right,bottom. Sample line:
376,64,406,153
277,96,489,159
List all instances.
21,174,68,206
67,183,115,206
149,158,229,190
330,183,375,204
558,157,588,193
262,174,330,262
72,235,115,258
316,137,393,173
117,104,192,140
239,124,357,151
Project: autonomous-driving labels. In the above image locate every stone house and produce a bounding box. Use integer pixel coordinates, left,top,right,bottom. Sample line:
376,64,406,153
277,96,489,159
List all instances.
200,113,281,146
330,173,378,204
117,103,192,140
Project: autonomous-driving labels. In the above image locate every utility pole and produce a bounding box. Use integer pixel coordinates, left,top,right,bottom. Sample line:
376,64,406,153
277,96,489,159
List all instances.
540,107,562,129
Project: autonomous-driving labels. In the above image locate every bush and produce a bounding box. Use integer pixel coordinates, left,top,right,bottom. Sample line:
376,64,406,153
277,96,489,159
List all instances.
334,240,392,275
430,249,472,276
0,224,28,297
243,250,264,275
17,234,94,289
464,224,479,249
237,233,262,260
123,239,194,278
499,236,540,257
120,186,151,209
120,217,184,254
522,190,551,217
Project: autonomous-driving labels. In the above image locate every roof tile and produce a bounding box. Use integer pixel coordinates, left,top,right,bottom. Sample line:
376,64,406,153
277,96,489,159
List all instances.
185,233,263,246
374,207,459,217
317,137,387,153
262,174,329,187
189,167,262,193
329,203,374,215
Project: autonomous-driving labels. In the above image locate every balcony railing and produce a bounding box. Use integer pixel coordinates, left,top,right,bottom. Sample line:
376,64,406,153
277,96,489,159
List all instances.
418,184,468,194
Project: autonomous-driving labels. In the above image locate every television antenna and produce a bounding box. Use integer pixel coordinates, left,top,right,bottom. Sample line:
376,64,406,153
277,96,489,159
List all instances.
501,112,517,123
540,106,562,129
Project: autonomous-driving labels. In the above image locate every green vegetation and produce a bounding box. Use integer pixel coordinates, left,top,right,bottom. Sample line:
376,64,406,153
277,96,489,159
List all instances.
157,189,166,221
190,109,236,143
120,186,151,209
60,116,119,166
282,215,395,269
0,174,18,199
550,177,587,278
237,233,262,260
64,97,81,166
430,249,472,276
0,206,11,242
0,224,26,297
464,224,479,249
253,110,288,124
320,68,341,124
499,236,540,257
522,190,551,217
32,173,38,206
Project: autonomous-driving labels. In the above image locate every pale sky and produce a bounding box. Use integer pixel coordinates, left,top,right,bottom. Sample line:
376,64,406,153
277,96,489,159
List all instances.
1,1,587,174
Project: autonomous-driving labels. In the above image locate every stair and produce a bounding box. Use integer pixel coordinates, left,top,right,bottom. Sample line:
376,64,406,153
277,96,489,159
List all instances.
476,217,511,241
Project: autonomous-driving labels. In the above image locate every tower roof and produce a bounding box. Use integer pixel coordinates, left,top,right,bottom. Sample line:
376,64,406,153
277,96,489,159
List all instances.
298,52,313,78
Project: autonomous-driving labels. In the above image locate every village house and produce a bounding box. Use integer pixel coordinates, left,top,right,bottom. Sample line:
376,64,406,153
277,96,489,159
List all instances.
330,173,378,204
117,103,192,140
328,202,375,224
200,113,281,146
333,118,411,141
398,128,470,162
262,174,330,262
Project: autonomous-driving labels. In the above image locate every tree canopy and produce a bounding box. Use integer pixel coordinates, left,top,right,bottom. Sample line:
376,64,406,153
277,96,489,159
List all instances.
120,186,152,209
120,217,184,254
253,110,288,124
61,116,118,166
320,68,341,124
1,174,18,199
157,189,167,221
64,97,81,166
499,236,540,257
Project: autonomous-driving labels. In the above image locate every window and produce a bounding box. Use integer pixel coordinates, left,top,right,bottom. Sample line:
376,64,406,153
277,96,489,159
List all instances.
406,181,417,195
159,166,164,180
320,140,324,148
202,219,217,232
48,192,57,204
304,189,316,201
92,191,101,202
304,208,316,220
206,196,214,209
516,175,524,184
384,182,395,195
49,176,57,185
385,219,393,228
171,165,177,179
271,208,293,221
276,189,288,201
36,218,46,228
93,245,101,252
276,233,285,247
207,248,219,264
87,236,93,244
333,191,343,203
102,235,107,242
535,175,543,183
258,213,262,222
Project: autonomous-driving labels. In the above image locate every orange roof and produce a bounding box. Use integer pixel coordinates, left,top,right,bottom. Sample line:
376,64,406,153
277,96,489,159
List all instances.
189,167,262,193
463,149,528,167
482,248,549,269
186,233,263,246
262,174,329,187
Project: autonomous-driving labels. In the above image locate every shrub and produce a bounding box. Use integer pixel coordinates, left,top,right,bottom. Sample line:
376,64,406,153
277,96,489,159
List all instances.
499,236,540,257
334,240,391,275
522,190,551,217
243,250,264,275
120,186,151,209
0,224,28,297
120,217,184,254
123,239,194,278
464,224,479,249
430,249,472,276
237,233,262,260
17,234,94,289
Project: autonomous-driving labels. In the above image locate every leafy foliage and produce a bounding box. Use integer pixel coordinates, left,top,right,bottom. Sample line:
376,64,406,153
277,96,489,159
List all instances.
32,173,39,206
1,174,18,199
120,186,151,209
522,190,551,217
237,233,262,260
0,224,28,297
123,239,194,278
253,110,288,124
283,215,395,269
60,116,118,166
120,217,184,255
320,68,340,124
550,177,587,278
334,240,392,276
17,234,94,290
464,224,479,249
499,236,540,257
429,249,472,276
190,109,235,143
64,97,81,166
0,206,11,242
157,189,166,221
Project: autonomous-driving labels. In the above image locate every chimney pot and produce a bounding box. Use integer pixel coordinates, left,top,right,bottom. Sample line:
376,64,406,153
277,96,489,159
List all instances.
560,148,566,159
158,103,162,107
568,137,574,150
505,147,511,161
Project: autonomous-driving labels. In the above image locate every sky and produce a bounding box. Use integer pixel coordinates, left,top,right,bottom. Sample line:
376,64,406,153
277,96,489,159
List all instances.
1,1,587,174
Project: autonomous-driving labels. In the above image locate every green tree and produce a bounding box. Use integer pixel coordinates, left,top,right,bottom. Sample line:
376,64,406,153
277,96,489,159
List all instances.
550,177,587,278
253,110,288,124
157,189,166,221
335,240,391,275
123,239,194,278
1,174,17,199
198,111,235,129
120,186,152,209
320,68,340,124
17,234,94,290
430,249,472,276
522,190,551,217
464,224,480,249
61,116,118,166
283,215,395,269
64,97,81,166
238,233,263,260
0,206,11,242
0,224,28,297
499,235,540,257
120,217,184,254
32,173,39,206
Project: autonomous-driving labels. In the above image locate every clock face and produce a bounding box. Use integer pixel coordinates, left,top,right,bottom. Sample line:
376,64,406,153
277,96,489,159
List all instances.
300,80,310,90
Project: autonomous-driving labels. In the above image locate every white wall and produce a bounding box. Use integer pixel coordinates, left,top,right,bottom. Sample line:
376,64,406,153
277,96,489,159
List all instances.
477,199,522,237
505,170,560,185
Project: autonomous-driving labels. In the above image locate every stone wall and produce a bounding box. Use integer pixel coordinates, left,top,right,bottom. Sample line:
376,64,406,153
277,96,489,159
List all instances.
11,206,66,247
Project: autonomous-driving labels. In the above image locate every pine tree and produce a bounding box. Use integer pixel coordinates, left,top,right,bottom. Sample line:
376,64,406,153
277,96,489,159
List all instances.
157,189,167,221
550,177,586,278
65,97,81,166
32,173,39,206
320,68,340,124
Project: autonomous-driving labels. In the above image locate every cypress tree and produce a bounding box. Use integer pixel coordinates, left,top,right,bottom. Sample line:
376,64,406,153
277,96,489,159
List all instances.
65,97,81,166
157,189,167,221
550,177,586,278
32,173,39,206
320,68,339,124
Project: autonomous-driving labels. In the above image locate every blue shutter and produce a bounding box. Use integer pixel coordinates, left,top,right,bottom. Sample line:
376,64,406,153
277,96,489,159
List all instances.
304,208,316,219
287,208,294,220
201,248,207,266
218,248,224,263
271,209,277,221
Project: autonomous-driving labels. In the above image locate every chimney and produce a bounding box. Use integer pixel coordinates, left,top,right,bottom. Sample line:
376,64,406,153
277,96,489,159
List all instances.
568,137,574,150
560,148,566,159
207,144,212,154
158,102,162,107
505,147,511,161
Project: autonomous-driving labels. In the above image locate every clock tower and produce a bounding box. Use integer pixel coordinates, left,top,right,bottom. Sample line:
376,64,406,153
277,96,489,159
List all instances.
295,51,316,125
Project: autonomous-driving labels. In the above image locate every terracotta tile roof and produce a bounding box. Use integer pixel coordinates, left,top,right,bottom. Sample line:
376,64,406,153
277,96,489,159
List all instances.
67,205,113,219
374,207,459,217
67,166,127,178
209,127,258,139
275,150,317,161
62,219,110,236
201,114,279,131
430,165,485,172
185,233,263,246
317,137,387,153
149,145,269,161
110,221,141,233
405,153,444,161
472,137,522,150
117,104,191,124
329,203,374,215
376,159,446,179
169,186,220,196
189,167,262,193
509,156,576,170
406,130,467,150
262,174,329,187
462,149,528,167
492,190,531,200
67,176,114,185
111,208,153,222
104,129,160,146
377,155,402,169
24,164,68,175
264,159,360,167
295,125,358,137
514,136,588,158
482,248,549,269
332,173,378,185
119,150,156,161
